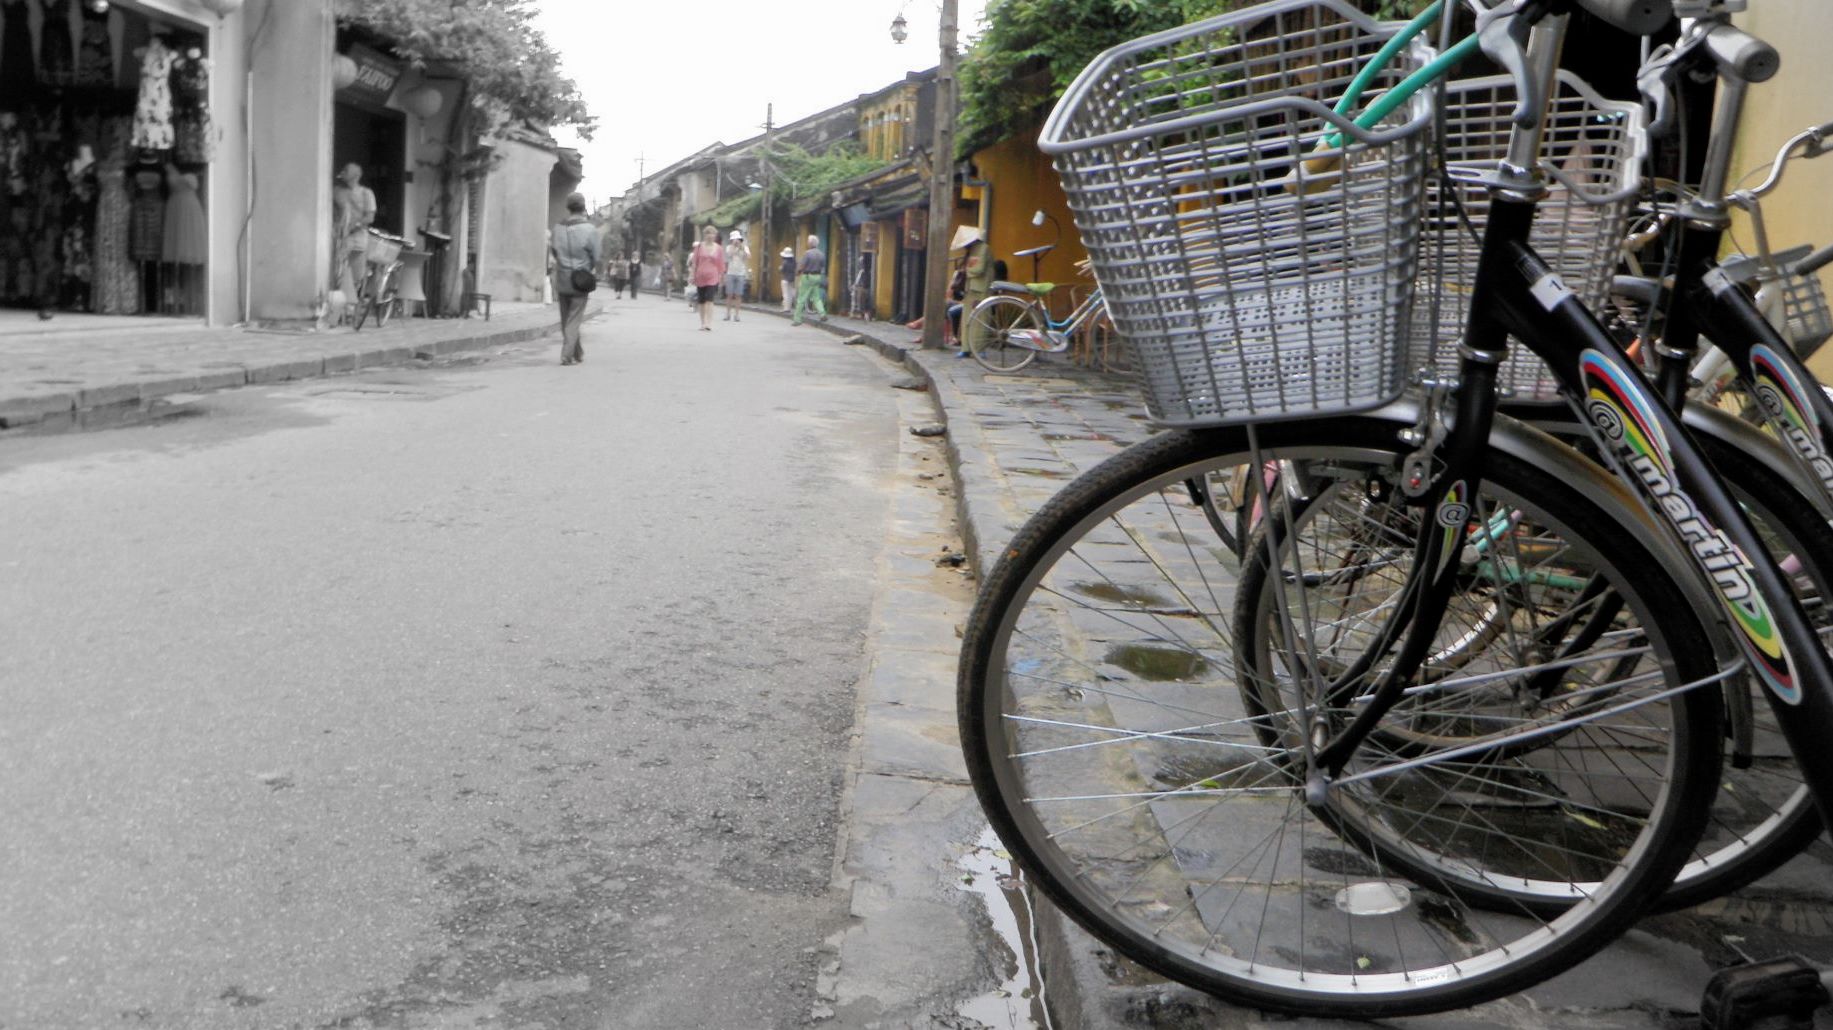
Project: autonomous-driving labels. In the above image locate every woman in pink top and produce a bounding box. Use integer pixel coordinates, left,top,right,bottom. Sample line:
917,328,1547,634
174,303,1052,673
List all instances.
689,224,726,332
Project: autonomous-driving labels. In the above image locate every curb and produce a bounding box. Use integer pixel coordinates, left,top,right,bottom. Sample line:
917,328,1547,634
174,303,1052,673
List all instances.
773,307,1247,1030
0,310,581,431
754,308,1008,576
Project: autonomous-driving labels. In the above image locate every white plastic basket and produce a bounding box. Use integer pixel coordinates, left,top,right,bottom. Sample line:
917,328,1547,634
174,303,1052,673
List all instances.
1774,263,1833,354
1410,71,1646,400
1040,0,1437,427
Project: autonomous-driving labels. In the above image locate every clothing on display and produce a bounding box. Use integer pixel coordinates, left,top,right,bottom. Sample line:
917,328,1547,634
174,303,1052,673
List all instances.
3,5,211,318
38,0,75,88
161,166,204,265
93,158,140,313
129,167,162,261
130,37,176,151
75,1,113,87
171,50,210,164
0,0,33,96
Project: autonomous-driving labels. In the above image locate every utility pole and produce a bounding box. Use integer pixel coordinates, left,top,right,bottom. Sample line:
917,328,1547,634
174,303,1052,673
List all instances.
634,152,647,259
921,0,959,350
760,104,774,303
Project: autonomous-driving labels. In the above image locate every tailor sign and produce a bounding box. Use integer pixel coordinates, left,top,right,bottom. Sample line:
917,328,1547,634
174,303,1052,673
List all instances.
340,44,402,106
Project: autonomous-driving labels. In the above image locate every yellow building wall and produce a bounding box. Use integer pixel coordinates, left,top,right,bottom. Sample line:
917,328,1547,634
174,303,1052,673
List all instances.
970,135,1089,314
1729,6,1833,378
873,220,897,317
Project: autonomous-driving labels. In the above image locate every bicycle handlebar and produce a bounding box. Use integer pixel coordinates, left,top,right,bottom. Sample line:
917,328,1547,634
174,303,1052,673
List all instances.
1571,0,1673,36
1794,242,1833,278
1702,22,1781,83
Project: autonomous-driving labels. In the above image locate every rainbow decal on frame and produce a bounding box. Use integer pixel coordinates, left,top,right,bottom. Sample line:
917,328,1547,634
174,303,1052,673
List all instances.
1749,343,1833,503
1578,349,1800,705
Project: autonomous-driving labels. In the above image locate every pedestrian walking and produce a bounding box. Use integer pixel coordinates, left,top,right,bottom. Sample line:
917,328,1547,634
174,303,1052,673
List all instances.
723,229,750,322
608,253,627,298
779,247,795,312
689,225,725,331
550,192,600,366
627,254,642,299
790,234,827,325
660,254,677,303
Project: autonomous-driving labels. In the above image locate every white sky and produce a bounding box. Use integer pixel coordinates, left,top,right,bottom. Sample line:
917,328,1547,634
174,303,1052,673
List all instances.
530,0,991,206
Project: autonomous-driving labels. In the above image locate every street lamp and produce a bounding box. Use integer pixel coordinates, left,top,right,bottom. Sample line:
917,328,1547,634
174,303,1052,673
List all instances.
890,12,908,43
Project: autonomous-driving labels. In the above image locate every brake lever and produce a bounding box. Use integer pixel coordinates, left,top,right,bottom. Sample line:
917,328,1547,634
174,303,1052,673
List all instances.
1637,42,1682,138
1472,0,1542,127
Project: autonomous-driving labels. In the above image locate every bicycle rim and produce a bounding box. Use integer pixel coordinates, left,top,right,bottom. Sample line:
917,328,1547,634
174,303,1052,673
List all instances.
1656,442,1833,909
958,423,1720,1017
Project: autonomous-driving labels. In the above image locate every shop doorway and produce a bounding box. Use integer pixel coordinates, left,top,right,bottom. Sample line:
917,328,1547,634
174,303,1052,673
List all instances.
1,0,213,325
332,102,407,237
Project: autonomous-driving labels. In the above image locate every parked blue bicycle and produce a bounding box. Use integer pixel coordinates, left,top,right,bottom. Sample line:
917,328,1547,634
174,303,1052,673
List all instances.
964,243,1110,373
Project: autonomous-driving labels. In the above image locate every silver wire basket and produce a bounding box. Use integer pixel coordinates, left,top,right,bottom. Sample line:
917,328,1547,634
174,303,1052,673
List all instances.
1410,71,1646,400
1039,0,1437,427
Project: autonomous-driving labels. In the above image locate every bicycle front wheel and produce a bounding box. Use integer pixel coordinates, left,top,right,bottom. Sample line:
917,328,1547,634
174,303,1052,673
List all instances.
957,418,1722,1018
967,295,1042,373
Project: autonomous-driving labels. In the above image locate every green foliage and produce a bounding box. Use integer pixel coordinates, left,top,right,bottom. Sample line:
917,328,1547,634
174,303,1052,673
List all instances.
762,141,890,212
956,0,1235,157
956,0,1438,156
334,0,593,137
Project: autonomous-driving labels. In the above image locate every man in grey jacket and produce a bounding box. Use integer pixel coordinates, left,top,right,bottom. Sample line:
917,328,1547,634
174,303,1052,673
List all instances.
550,192,600,365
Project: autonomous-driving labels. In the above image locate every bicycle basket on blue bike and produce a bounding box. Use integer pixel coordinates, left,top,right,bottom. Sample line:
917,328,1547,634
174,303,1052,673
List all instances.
1039,0,1436,427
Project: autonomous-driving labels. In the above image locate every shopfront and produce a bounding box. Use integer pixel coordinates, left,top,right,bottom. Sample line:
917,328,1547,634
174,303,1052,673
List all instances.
1,0,220,321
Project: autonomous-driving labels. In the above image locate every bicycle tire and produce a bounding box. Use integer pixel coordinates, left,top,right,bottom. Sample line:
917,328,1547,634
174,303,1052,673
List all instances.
957,418,1722,1018
1650,435,1833,910
967,295,1041,374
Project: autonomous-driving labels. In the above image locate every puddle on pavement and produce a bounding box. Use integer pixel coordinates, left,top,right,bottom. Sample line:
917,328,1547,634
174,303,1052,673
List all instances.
1103,643,1209,681
1070,582,1172,608
956,827,1052,1030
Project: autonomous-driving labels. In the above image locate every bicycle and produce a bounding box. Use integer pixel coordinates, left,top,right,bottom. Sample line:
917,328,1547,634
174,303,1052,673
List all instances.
958,0,1833,1016
963,247,1110,373
353,228,407,331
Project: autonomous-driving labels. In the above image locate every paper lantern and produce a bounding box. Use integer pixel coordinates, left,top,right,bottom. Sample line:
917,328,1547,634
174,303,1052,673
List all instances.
198,0,245,16
403,85,443,120
332,54,358,91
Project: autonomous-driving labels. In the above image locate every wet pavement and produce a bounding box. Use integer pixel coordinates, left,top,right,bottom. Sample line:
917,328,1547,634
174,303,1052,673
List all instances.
780,308,1833,1030
10,302,1833,1027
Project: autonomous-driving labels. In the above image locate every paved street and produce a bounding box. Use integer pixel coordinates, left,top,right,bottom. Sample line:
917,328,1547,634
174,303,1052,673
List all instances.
7,300,1833,1028
0,297,1001,1028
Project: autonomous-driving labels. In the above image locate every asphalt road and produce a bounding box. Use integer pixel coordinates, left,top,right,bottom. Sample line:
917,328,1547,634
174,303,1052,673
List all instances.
0,298,903,1028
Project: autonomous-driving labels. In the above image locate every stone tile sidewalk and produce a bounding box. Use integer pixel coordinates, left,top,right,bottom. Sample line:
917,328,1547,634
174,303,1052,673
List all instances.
781,307,1833,1030
0,301,574,432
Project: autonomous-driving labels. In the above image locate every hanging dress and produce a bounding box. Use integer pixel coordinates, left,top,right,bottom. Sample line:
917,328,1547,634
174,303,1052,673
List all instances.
129,167,163,261
93,159,139,313
36,0,73,87
0,0,33,95
171,52,211,164
161,167,205,265
74,0,111,87
130,38,177,152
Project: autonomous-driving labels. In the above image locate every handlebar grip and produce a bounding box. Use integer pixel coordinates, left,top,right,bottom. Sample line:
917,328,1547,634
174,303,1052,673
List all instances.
1792,242,1833,278
1703,23,1781,83
1569,0,1672,36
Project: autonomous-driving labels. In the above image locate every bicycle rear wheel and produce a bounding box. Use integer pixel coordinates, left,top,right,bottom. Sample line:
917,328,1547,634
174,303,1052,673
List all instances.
967,295,1042,373
1652,436,1833,910
958,418,1722,1018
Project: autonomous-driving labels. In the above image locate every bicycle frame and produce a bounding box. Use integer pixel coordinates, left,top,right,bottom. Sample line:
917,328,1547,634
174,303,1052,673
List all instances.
1304,15,1833,837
